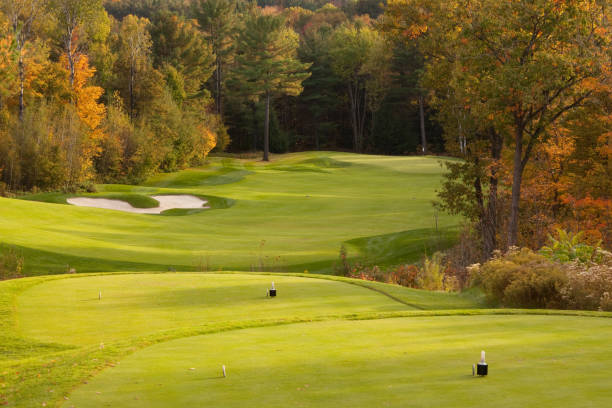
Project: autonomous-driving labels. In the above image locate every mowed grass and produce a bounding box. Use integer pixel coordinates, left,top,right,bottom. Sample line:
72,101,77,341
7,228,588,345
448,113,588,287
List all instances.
2,152,460,275
68,315,612,408
3,273,611,407
15,273,409,345
4,152,609,407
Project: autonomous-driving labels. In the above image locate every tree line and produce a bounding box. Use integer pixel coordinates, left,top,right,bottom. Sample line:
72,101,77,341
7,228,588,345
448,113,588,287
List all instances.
0,0,435,194
0,0,609,257
381,0,611,255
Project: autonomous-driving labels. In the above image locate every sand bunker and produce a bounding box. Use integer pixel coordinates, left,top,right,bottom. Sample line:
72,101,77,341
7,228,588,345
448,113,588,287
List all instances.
67,195,210,214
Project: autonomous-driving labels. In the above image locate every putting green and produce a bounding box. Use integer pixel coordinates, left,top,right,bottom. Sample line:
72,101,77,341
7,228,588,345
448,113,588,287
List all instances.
3,152,460,275
15,273,411,345
67,315,612,408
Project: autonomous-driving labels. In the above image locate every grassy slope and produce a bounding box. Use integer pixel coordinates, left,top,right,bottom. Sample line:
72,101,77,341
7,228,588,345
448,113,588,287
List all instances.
15,273,408,345
69,315,612,408
1,272,480,407
2,152,460,275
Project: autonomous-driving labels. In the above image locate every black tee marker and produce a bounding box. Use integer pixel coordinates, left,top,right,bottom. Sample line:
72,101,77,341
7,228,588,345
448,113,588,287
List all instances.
476,350,488,376
269,281,276,297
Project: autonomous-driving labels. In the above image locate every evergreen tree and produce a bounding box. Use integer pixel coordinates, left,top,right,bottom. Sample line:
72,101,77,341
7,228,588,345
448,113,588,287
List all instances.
193,0,237,115
230,11,310,161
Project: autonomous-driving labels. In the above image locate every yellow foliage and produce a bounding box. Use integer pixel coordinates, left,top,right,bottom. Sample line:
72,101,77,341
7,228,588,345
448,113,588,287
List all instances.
71,55,106,132
60,54,107,180
199,125,217,158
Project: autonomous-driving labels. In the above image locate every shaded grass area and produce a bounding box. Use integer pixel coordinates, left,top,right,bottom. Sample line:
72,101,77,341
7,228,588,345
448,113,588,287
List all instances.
144,164,254,188
8,244,188,276
346,227,459,266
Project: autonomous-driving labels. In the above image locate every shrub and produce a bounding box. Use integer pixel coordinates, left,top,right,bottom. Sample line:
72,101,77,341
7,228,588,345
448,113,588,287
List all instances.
0,246,24,280
540,229,603,264
470,248,567,308
561,251,612,311
418,253,446,291
388,264,419,287
334,245,351,276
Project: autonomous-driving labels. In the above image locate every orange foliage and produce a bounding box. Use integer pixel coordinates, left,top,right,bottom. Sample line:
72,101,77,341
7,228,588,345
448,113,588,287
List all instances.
71,55,106,132
60,53,107,179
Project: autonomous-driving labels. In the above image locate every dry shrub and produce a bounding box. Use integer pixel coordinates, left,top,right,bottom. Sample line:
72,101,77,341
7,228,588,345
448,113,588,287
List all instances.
388,264,419,287
470,247,567,308
561,251,612,311
444,226,484,289
418,253,446,291
0,246,24,280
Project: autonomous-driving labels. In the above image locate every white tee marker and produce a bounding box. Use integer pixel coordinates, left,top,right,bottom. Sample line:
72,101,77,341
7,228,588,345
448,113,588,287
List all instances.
222,365,226,378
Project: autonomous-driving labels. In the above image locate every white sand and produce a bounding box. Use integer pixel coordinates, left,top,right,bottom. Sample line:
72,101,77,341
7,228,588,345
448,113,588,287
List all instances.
67,195,210,214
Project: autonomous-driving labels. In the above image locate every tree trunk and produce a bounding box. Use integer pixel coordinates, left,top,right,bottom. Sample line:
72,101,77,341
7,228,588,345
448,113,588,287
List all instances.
482,128,502,259
18,53,24,121
358,87,367,152
348,83,359,152
507,128,524,247
216,59,222,115
66,30,75,88
263,91,270,161
419,94,427,154
129,62,135,119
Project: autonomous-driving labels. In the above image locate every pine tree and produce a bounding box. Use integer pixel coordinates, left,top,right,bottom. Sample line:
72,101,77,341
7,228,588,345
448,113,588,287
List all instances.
230,11,310,161
193,0,237,115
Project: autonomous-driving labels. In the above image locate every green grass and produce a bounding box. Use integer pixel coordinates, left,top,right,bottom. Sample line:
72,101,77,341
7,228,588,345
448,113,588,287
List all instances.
15,273,409,345
3,152,461,275
68,315,612,408
4,152,609,407
2,273,610,407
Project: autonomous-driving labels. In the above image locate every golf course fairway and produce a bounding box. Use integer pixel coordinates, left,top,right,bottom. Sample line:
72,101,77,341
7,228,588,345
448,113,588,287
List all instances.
2,153,460,275
2,153,610,407
69,315,612,408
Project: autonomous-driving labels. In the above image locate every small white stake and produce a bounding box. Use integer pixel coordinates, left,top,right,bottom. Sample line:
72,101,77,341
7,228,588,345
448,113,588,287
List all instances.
222,365,226,378
271,282,275,290
480,350,486,364
472,364,475,376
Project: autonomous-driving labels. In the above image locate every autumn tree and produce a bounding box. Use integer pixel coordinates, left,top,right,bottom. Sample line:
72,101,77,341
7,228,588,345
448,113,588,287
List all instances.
386,0,610,249
49,0,107,88
0,16,18,109
114,14,161,119
328,21,390,152
0,0,46,119
230,11,310,161
449,0,609,247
